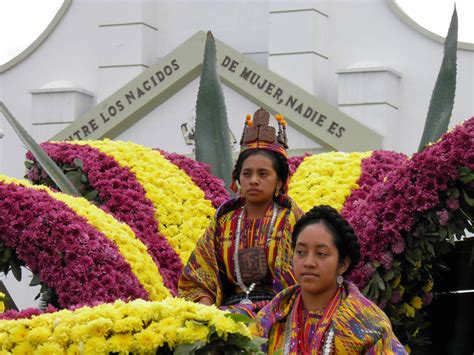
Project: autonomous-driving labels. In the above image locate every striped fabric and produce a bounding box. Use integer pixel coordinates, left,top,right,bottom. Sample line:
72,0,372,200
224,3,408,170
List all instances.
253,283,407,354
178,197,303,307
241,141,288,158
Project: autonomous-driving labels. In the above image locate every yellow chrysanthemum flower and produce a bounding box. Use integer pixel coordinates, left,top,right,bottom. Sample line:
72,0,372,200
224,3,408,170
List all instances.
107,333,134,353
289,152,371,212
27,326,51,345
34,342,64,354
83,337,108,353
410,296,423,310
422,279,433,293
403,303,415,318
11,341,35,355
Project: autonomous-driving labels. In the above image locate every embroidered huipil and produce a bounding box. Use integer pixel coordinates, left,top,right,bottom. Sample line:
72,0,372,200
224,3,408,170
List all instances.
253,282,407,354
178,197,303,306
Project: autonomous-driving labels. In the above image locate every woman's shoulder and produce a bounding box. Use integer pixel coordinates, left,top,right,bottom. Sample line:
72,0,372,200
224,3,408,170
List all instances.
277,196,304,221
215,197,244,220
341,282,392,325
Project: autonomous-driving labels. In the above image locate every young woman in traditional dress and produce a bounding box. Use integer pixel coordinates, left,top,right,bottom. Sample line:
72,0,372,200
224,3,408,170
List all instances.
253,205,407,354
178,108,303,313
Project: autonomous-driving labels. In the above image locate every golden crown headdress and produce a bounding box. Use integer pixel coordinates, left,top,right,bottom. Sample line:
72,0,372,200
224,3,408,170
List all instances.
239,108,288,158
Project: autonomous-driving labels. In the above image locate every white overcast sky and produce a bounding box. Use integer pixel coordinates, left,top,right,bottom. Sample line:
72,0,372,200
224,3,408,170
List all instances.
0,0,473,64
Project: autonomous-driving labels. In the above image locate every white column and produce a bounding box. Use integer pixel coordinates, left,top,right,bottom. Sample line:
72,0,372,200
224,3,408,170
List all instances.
97,0,158,101
268,1,329,101
336,63,401,150
29,81,94,142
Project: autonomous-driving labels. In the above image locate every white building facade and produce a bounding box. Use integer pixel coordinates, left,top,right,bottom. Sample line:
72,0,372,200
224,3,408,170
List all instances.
0,0,473,309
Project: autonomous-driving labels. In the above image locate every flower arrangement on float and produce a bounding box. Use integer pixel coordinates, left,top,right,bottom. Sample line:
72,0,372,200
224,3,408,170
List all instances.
25,141,182,294
0,118,470,351
0,175,170,308
0,297,259,354
27,140,215,264
288,117,474,348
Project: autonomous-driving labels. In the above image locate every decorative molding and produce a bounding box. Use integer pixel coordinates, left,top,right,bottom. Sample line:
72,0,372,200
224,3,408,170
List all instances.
270,50,328,60
270,8,328,18
0,0,73,73
336,66,402,78
386,0,474,51
99,64,149,69
99,22,158,32
339,102,399,110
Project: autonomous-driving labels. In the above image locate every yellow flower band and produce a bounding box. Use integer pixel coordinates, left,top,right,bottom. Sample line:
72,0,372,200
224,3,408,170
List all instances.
288,152,371,212
69,140,215,263
0,175,170,301
0,298,251,353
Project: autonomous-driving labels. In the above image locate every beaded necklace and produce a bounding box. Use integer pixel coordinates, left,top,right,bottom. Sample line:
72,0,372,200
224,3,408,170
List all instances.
234,203,278,304
283,287,341,354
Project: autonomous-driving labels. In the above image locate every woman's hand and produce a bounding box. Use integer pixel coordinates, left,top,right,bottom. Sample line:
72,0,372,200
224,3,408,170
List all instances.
198,296,213,306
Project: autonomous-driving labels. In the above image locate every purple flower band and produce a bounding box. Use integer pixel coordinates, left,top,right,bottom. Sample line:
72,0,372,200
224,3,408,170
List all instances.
0,181,148,308
27,142,182,294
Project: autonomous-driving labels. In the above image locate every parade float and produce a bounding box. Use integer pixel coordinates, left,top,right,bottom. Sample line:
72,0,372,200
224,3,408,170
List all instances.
0,11,472,353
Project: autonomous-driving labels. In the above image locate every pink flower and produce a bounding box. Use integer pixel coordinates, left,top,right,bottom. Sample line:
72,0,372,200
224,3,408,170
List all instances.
391,238,405,254
391,291,402,304
380,251,394,270
436,210,449,226
423,292,433,305
446,198,459,211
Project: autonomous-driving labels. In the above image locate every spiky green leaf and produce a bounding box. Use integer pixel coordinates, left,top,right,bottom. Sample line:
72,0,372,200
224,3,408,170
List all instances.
194,32,233,192
418,7,458,151
0,102,80,196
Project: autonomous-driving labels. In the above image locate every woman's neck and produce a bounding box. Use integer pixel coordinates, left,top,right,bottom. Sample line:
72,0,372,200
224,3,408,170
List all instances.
300,284,338,311
245,200,274,219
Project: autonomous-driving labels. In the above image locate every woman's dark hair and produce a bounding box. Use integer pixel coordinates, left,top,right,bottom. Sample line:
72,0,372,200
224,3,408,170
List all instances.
232,149,289,195
291,205,361,276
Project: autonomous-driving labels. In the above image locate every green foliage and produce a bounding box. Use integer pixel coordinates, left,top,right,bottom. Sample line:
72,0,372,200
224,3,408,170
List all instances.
194,32,234,192
171,323,265,354
0,102,80,196
25,158,101,203
418,8,458,151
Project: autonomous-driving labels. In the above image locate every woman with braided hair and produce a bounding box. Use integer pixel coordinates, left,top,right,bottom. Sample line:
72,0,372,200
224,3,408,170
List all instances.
253,205,406,354
178,108,303,314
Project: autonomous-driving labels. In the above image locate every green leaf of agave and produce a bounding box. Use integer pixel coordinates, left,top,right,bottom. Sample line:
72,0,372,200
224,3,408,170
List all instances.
0,102,80,197
418,7,458,152
194,32,234,192
29,273,42,286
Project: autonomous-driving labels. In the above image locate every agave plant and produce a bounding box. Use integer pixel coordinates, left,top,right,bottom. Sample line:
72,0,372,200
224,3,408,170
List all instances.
194,32,234,192
418,7,458,151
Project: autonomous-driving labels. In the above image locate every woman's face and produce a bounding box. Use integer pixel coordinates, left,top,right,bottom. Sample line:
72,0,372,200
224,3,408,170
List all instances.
293,223,348,297
239,153,281,206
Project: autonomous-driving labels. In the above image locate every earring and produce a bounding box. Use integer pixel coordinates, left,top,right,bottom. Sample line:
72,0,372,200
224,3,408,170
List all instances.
337,275,344,287
274,189,279,198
